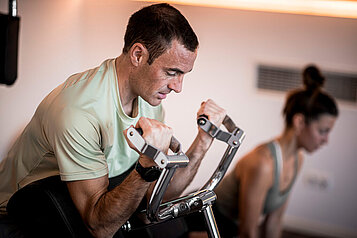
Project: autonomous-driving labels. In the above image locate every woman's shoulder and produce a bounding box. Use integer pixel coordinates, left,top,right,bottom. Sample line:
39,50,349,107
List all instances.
254,142,273,158
236,142,274,178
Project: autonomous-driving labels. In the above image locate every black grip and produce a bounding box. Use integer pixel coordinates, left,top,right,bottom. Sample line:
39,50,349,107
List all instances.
136,128,143,135
198,114,208,119
197,115,237,133
197,115,208,127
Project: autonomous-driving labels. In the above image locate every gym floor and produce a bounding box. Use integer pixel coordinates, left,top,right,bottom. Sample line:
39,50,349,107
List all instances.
282,229,331,238
188,229,331,238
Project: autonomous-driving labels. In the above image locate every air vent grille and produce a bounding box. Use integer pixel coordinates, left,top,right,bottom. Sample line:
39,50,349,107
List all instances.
257,65,357,102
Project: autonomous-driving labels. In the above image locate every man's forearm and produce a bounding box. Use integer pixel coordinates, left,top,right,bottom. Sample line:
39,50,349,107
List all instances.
163,131,213,200
86,171,150,238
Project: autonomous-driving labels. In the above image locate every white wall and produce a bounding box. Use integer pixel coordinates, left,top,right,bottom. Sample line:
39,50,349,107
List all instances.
1,0,356,236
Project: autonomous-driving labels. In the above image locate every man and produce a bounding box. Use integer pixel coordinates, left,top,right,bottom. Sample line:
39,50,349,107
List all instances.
0,3,226,238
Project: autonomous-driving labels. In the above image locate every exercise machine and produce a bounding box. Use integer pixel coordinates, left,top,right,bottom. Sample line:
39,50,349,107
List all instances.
122,115,245,238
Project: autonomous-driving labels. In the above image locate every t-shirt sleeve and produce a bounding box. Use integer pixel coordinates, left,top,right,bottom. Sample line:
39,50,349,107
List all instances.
46,107,108,181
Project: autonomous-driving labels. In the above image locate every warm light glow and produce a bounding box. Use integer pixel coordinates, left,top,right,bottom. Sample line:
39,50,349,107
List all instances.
135,0,357,19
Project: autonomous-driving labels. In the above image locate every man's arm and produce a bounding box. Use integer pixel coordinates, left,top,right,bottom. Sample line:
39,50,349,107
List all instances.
162,99,227,200
66,117,173,238
67,169,150,238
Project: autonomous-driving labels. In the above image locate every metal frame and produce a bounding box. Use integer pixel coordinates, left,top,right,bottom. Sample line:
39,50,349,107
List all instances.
123,115,245,238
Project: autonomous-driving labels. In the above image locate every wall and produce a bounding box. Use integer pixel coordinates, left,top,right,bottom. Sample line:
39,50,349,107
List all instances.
0,0,356,236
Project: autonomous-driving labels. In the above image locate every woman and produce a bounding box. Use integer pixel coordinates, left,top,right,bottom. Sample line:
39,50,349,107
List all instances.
187,65,338,238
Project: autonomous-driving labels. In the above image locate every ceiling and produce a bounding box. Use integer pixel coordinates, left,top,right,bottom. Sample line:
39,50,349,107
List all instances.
136,0,357,19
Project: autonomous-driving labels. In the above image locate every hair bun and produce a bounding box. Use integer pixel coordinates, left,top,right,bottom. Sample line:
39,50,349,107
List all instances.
302,64,325,91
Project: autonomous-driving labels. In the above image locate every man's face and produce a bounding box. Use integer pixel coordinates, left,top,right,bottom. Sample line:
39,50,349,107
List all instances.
132,40,197,106
298,114,336,153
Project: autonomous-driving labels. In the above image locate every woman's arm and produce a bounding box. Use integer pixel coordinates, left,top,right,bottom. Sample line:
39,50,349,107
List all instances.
261,200,289,238
238,147,274,238
260,149,305,238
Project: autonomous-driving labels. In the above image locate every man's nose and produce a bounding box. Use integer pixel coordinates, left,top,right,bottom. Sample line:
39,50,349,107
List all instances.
168,75,183,93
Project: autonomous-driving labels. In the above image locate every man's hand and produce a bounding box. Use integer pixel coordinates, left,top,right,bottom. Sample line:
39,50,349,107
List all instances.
124,117,173,167
196,99,226,136
161,99,227,200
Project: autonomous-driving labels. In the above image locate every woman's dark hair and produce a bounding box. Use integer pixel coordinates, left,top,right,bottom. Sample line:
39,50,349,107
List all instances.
122,3,199,65
283,64,338,127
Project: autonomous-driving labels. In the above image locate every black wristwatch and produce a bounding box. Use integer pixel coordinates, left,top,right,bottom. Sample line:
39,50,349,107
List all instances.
135,161,162,182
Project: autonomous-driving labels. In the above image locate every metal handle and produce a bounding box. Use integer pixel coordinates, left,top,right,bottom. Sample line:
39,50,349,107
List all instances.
126,127,189,222
197,115,245,191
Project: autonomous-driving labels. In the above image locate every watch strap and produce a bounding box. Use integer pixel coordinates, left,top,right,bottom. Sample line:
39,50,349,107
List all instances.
135,161,161,182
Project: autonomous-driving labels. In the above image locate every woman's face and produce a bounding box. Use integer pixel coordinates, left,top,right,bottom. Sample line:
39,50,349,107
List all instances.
298,114,337,153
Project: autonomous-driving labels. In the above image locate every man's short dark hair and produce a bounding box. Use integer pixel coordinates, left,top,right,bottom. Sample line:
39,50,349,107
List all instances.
123,3,199,65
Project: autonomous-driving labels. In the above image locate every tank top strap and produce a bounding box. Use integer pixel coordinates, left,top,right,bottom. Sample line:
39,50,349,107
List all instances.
267,141,281,191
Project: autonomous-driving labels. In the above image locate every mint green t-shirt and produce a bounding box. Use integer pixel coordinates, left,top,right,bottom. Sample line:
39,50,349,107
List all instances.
0,58,164,212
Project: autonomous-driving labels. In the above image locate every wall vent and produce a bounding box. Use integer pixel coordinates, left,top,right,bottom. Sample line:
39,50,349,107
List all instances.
257,64,357,103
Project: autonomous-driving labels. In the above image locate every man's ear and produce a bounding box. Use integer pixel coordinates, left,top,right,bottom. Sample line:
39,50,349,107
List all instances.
292,113,305,135
129,43,148,66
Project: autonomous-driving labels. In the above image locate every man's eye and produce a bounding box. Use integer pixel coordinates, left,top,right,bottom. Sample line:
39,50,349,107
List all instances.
166,71,177,76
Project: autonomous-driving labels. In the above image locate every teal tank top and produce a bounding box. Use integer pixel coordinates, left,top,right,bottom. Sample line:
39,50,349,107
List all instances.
263,141,298,214
214,140,298,221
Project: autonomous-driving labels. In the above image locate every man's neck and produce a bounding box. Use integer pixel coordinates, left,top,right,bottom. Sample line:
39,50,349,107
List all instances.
115,55,137,117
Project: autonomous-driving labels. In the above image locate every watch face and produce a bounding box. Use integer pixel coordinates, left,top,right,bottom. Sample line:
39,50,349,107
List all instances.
136,162,162,182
